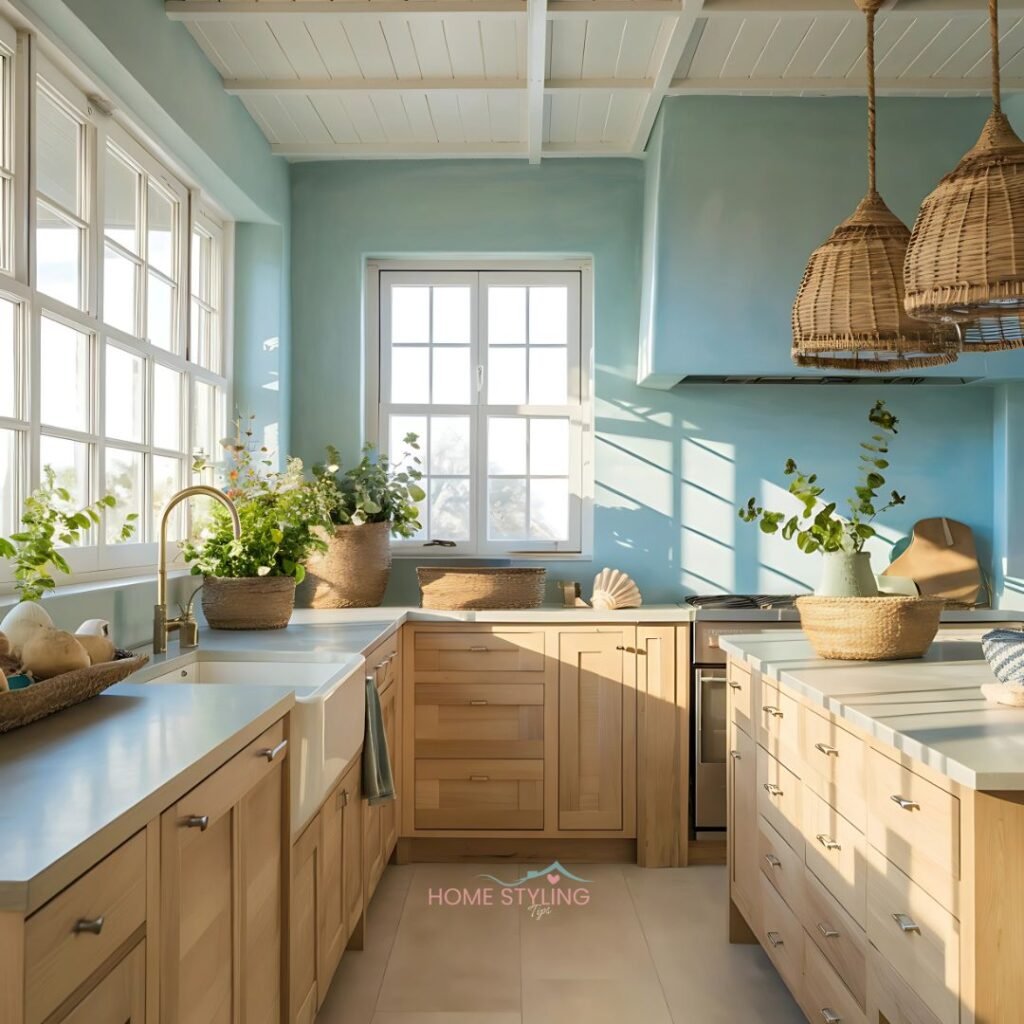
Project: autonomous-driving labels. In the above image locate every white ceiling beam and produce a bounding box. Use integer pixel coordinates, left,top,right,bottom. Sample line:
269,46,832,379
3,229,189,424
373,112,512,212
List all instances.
701,0,1024,14
272,140,635,158
166,0,680,18
224,77,653,94
667,75,1020,93
629,0,703,153
526,0,548,164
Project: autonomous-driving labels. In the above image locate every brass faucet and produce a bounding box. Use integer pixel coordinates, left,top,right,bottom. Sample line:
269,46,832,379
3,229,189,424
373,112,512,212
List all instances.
154,486,241,654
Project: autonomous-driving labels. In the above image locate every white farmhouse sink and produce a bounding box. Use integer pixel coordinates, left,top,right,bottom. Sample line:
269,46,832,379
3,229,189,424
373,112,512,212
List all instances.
141,652,366,835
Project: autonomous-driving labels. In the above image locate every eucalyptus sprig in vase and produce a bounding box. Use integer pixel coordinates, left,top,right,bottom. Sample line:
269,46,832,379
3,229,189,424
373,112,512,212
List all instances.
738,400,905,597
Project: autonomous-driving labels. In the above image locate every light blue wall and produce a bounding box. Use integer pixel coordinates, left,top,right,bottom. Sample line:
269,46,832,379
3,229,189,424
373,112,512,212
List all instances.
290,156,997,604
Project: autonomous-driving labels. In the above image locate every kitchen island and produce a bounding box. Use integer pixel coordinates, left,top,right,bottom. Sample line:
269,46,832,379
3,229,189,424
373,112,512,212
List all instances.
721,629,1024,1024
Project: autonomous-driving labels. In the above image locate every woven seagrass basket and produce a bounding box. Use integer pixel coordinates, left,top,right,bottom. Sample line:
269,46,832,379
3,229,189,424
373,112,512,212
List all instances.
416,567,546,610
299,522,392,608
202,575,297,630
796,596,944,661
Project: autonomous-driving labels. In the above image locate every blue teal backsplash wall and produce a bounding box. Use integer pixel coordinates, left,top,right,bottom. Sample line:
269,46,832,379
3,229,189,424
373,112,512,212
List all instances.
288,103,1000,604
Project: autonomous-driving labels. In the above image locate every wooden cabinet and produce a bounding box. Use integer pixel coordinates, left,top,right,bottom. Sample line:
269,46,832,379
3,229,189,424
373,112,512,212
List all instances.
728,721,758,928
160,721,287,1024
556,629,637,833
57,941,147,1024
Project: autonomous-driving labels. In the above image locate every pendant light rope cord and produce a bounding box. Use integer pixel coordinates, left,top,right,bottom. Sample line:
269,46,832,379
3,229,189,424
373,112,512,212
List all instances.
866,4,877,194
991,0,1002,115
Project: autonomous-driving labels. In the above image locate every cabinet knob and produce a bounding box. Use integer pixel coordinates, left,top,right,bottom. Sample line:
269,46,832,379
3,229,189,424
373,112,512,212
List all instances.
890,794,920,812
816,922,839,940
469,699,489,706
469,775,490,783
814,742,839,757
892,913,921,934
761,705,783,718
727,681,743,690
468,646,488,653
259,739,288,763
336,789,349,809
375,660,389,671
820,1010,842,1024
765,931,784,948
729,750,742,760
762,783,783,798
763,854,781,869
815,833,841,852
184,814,209,831
73,916,104,936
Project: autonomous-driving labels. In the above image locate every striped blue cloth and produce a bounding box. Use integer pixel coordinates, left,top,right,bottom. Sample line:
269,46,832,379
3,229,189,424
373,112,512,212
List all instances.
982,629,1024,684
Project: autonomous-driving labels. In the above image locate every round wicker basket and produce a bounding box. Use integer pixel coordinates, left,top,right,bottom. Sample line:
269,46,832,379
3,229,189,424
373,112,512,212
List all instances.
202,575,297,630
796,596,944,661
416,567,546,610
299,522,392,608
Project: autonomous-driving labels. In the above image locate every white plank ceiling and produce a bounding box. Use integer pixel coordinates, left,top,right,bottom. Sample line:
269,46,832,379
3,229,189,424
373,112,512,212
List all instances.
166,0,1024,159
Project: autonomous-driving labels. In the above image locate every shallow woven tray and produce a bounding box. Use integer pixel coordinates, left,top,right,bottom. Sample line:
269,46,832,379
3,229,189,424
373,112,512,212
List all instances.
0,652,149,733
417,566,546,610
796,596,944,661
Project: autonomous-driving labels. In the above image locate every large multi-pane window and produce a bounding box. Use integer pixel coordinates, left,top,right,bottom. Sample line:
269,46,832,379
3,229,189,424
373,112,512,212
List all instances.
0,27,231,582
375,265,592,556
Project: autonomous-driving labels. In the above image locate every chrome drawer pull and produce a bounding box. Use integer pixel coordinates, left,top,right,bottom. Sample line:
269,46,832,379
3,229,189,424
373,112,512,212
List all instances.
184,814,209,831
336,788,349,809
765,931,784,948
375,660,389,671
763,853,781,869
469,699,489,706
890,794,921,812
469,775,490,782
729,750,742,760
761,705,783,718
816,833,841,852
259,739,288,763
814,742,839,756
763,783,783,797
817,922,840,939
820,1010,842,1024
73,916,104,936
727,681,743,690
468,646,488,652
892,913,921,934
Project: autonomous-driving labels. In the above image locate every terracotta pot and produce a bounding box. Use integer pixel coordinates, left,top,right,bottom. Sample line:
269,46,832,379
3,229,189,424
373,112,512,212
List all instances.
201,575,296,630
298,521,392,608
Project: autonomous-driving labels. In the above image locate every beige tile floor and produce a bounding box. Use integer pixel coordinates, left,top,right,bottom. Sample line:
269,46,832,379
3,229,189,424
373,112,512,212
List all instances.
317,862,805,1024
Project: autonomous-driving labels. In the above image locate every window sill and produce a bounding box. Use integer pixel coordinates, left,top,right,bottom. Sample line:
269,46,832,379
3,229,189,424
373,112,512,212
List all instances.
391,549,593,562
0,566,192,607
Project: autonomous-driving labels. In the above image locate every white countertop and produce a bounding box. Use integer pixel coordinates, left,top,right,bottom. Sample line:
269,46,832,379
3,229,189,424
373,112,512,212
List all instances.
720,630,1024,791
0,682,295,914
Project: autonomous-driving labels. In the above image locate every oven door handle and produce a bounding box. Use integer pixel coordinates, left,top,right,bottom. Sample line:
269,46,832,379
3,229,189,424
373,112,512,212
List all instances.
694,669,727,768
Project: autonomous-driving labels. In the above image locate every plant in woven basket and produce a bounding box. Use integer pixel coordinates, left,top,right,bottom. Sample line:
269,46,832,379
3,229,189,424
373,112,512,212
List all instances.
183,418,334,583
312,436,425,538
738,400,905,554
0,466,138,602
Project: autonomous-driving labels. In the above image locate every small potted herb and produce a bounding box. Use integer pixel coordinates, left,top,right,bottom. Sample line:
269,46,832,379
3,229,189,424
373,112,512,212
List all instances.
182,420,334,629
738,400,905,597
302,437,425,608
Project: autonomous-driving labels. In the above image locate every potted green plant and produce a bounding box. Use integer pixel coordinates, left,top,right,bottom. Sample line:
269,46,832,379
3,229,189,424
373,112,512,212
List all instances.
301,437,425,608
738,400,905,597
182,421,334,629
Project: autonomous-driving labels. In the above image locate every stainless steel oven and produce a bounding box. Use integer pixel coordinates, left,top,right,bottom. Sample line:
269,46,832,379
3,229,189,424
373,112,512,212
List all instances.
694,666,727,831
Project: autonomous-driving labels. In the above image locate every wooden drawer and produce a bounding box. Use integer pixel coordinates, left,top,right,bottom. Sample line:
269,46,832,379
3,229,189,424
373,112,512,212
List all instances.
757,746,803,857
803,939,867,1024
867,943,945,1024
800,706,866,831
759,872,804,996
866,846,959,1024
412,630,545,675
727,658,753,733
758,815,805,921
866,750,960,912
415,691,543,759
758,681,801,772
802,787,866,929
414,759,543,830
803,867,867,1010
25,831,147,1024
367,629,400,692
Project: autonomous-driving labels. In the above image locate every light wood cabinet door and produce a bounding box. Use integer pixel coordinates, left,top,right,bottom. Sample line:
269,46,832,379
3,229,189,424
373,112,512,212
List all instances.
728,721,758,927
341,760,364,942
57,941,146,1024
160,722,287,1024
380,681,400,860
556,630,637,833
290,818,319,1024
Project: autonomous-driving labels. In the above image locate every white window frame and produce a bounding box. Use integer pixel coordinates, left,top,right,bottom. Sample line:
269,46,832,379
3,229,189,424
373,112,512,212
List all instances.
368,258,594,560
0,21,232,591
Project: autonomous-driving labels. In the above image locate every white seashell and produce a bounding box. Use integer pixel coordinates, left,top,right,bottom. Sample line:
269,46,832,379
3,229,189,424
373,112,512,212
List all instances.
1,601,54,655
76,618,111,638
590,569,642,610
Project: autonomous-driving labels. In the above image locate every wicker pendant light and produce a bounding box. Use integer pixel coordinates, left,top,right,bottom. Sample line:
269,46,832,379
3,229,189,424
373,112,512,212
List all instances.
903,0,1024,350
791,0,958,370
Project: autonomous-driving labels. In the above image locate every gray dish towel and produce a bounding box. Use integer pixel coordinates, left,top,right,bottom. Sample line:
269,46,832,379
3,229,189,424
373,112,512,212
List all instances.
362,674,396,806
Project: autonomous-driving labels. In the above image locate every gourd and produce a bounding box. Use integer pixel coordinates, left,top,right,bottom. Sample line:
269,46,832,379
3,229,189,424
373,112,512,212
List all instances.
75,633,116,665
22,629,90,680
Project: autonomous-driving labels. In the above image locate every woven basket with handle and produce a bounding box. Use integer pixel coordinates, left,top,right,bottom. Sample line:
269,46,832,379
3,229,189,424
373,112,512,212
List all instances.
796,596,944,661
417,567,546,610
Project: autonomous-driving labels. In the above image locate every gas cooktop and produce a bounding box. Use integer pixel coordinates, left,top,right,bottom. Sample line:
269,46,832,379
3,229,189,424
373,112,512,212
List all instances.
683,594,799,610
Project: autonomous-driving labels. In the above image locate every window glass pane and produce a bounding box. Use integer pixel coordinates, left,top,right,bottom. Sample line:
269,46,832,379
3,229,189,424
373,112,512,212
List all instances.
530,478,569,540
389,414,426,463
432,287,470,344
488,478,526,540
192,380,224,460
105,345,145,443
104,149,139,253
105,447,142,543
431,348,470,404
39,434,89,515
528,347,568,405
487,417,526,475
36,201,80,307
528,286,568,345
103,246,137,334
391,347,429,403
153,454,183,540
530,419,569,476
191,229,203,296
153,363,183,451
36,88,79,213
0,427,18,537
0,177,12,275
488,287,525,345
488,347,526,405
190,300,212,370
429,417,470,476
147,272,174,351
430,478,469,541
0,296,18,418
392,286,429,344
40,317,89,430
148,183,175,278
